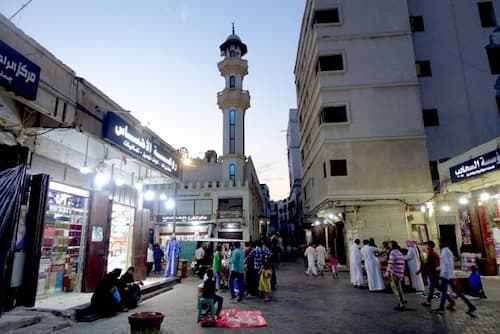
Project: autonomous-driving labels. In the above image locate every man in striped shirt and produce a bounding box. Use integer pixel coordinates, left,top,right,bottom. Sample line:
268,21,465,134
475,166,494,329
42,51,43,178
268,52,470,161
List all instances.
386,240,407,310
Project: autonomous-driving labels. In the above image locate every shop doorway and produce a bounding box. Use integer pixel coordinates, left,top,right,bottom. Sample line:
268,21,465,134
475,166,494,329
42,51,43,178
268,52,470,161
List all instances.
439,225,459,258
107,203,135,273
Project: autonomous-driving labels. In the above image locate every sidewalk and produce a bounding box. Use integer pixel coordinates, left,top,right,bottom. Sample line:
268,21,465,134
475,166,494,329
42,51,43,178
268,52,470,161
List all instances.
0,275,180,333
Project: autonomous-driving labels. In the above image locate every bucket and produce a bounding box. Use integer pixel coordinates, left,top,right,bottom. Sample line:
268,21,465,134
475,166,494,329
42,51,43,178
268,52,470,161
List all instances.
128,312,164,333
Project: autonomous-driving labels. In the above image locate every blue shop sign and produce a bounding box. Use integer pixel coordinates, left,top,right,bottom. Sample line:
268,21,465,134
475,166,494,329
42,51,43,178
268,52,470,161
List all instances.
0,40,40,100
102,112,179,179
449,149,500,183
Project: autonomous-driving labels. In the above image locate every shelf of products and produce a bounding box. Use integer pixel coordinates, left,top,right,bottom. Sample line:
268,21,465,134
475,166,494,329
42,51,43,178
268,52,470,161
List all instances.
37,188,88,296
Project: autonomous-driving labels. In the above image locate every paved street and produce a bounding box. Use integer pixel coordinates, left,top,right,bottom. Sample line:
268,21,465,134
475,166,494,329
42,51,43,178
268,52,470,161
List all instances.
7,262,500,334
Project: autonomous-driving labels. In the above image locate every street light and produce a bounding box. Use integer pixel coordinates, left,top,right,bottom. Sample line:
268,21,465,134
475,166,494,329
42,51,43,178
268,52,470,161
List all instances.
172,146,189,236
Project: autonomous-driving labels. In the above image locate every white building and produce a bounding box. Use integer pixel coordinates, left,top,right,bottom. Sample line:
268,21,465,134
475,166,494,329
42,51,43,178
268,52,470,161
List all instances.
286,108,303,243
146,29,265,243
295,0,434,258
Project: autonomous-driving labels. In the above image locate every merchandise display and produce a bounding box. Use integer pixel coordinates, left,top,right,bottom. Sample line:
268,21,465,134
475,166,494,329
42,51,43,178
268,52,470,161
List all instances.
37,187,88,295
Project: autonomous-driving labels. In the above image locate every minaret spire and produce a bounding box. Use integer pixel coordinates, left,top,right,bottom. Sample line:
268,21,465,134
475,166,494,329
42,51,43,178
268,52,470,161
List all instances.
232,22,235,35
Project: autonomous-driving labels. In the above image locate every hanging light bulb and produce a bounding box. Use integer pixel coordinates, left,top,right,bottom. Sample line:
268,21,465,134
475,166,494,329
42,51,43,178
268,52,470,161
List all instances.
94,173,109,187
166,199,175,210
480,192,490,201
144,190,155,201
115,177,124,187
160,193,167,201
458,197,469,205
420,205,426,213
441,204,451,212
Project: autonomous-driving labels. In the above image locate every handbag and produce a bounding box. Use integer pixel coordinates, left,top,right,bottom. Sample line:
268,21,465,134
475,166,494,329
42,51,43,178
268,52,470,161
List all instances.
112,287,121,303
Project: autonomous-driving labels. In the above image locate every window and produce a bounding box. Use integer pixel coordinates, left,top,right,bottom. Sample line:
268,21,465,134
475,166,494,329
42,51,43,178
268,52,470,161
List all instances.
429,161,439,182
316,54,344,73
312,8,340,25
330,160,347,176
422,109,440,126
410,16,425,32
229,109,236,153
229,164,236,185
478,2,497,27
230,75,236,88
319,105,348,124
323,162,327,178
416,61,432,77
486,47,500,74
218,197,242,211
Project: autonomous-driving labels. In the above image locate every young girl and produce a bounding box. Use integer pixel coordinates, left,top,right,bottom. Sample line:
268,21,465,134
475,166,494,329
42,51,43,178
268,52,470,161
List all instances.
329,254,339,278
258,260,273,302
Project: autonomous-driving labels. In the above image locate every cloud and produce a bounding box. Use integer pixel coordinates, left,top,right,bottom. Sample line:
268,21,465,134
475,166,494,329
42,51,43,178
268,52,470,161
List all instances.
256,162,276,173
179,4,190,22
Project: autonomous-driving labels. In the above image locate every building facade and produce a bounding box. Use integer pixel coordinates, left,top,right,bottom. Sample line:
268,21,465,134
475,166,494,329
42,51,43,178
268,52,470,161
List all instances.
0,14,179,312
295,0,434,261
145,29,265,244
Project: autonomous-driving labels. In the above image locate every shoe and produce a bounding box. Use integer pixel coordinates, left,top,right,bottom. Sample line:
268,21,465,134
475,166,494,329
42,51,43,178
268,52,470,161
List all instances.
421,301,431,307
431,308,445,314
393,305,405,311
237,298,244,303
446,300,456,311
466,305,476,314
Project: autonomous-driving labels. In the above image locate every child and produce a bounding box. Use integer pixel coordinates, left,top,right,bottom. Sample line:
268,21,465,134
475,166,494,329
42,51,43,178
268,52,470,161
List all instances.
467,265,487,298
329,254,339,278
202,269,224,317
258,260,272,302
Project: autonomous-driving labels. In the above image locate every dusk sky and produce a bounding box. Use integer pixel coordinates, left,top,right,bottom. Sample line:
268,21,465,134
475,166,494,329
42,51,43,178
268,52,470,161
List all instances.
0,0,305,200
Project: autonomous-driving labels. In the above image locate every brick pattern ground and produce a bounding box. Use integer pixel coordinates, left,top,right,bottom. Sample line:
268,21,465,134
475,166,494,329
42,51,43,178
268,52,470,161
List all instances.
9,261,500,334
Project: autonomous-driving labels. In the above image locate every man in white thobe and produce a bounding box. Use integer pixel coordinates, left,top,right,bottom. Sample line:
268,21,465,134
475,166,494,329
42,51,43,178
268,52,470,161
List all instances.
304,243,318,276
361,239,385,291
316,243,327,276
350,239,364,287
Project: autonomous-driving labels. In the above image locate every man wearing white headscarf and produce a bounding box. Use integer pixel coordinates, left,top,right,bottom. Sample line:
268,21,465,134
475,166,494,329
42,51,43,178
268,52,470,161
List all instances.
350,239,364,287
404,240,425,292
361,239,385,291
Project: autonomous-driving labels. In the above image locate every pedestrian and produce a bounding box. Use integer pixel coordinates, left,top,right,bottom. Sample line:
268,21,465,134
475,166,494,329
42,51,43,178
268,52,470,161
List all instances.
417,240,454,308
118,266,143,310
258,260,273,302
329,253,339,278
404,240,425,292
146,243,154,275
212,245,223,290
194,242,206,278
229,241,245,302
164,237,180,278
202,268,223,318
153,243,163,272
90,268,123,316
361,239,385,291
245,240,272,292
350,239,364,287
431,238,476,315
316,243,327,276
386,241,407,311
304,243,318,276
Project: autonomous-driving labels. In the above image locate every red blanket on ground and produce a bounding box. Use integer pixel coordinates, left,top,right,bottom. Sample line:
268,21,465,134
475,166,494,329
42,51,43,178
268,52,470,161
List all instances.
215,308,267,328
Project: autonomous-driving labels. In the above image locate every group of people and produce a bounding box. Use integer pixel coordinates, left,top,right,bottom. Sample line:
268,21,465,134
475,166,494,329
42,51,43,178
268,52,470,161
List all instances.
303,243,339,278
198,239,277,322
350,237,482,314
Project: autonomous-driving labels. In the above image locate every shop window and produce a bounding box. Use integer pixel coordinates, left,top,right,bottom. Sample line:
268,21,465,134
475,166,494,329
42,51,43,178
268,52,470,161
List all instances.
422,109,440,126
410,16,425,32
477,2,497,27
330,159,348,176
312,8,340,26
195,199,212,215
416,61,432,77
319,105,348,124
316,54,344,73
486,47,500,74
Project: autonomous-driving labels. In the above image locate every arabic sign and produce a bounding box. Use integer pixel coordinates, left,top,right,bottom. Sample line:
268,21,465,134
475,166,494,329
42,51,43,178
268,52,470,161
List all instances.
450,149,500,183
157,215,211,223
102,112,179,179
0,40,40,101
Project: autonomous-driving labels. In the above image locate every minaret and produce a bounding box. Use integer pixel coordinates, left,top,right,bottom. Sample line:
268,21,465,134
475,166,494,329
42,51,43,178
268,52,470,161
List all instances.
217,25,250,185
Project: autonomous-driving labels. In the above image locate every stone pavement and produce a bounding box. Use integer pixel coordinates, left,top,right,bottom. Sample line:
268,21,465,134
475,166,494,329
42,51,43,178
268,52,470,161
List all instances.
2,262,499,334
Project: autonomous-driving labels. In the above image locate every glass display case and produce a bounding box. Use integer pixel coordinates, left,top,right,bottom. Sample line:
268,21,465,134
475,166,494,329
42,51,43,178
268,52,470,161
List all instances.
37,182,88,295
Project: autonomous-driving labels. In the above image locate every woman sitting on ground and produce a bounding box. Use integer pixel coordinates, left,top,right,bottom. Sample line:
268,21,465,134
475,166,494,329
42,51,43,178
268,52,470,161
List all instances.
89,268,123,317
119,266,144,309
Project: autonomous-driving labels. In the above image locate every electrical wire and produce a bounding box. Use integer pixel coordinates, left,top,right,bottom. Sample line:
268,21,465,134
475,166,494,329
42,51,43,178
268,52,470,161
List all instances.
9,0,34,21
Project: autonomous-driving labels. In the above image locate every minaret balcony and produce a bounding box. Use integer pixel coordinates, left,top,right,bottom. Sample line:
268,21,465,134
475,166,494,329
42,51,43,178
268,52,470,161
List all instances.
218,58,248,76
217,89,250,110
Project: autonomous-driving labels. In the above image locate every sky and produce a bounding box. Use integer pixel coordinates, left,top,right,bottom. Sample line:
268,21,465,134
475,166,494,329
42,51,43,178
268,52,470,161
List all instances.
0,0,305,200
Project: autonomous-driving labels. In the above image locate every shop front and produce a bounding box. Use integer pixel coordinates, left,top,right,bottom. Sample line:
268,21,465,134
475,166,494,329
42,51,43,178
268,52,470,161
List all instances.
438,142,500,275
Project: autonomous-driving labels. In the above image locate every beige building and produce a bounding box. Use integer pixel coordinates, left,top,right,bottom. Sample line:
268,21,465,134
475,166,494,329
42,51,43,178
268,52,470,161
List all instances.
295,0,434,259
